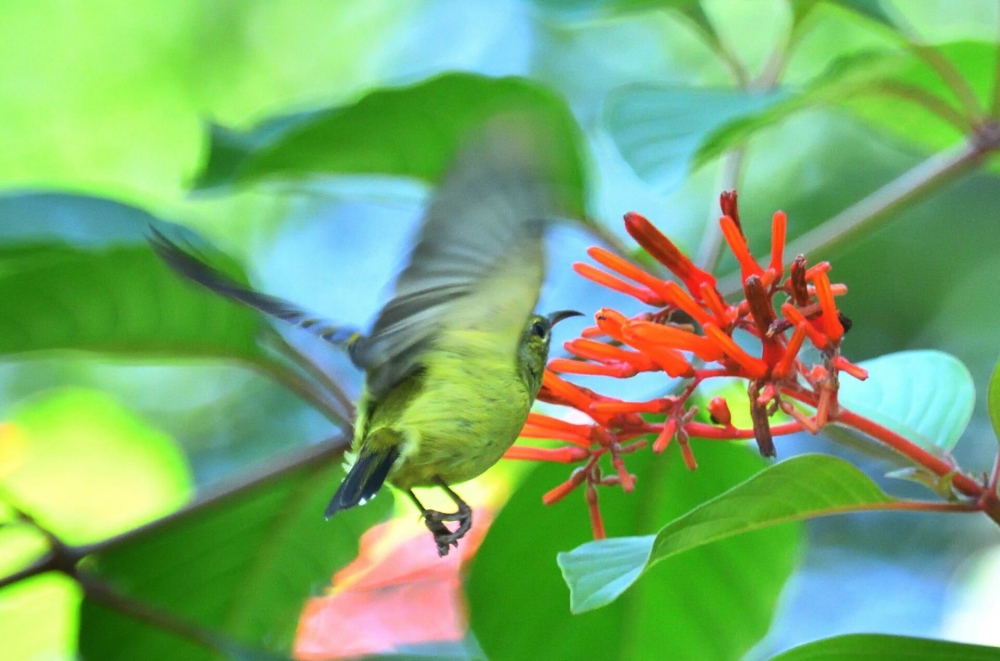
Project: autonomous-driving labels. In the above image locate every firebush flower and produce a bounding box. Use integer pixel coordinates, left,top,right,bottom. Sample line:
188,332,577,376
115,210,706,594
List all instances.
506,192,867,539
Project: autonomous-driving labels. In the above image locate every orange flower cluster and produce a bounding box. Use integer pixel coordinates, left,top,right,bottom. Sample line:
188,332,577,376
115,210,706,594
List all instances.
505,192,868,539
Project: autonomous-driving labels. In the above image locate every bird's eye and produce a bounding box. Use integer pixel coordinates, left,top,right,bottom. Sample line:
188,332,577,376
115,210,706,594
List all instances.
530,321,547,339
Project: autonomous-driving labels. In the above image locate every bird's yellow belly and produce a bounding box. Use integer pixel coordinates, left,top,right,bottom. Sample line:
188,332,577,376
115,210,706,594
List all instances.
386,363,532,490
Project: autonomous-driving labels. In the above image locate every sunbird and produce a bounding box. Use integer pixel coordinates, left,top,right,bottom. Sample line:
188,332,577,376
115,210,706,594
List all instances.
152,114,581,555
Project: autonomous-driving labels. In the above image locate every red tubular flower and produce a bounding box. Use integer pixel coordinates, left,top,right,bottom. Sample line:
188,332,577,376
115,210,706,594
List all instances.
504,446,589,463
781,302,829,349
543,468,588,505
574,262,664,306
813,271,844,342
565,338,657,370
708,397,732,426
773,323,808,378
623,212,716,296
515,190,861,539
585,481,606,539
834,356,868,380
719,190,740,229
660,281,714,326
768,211,787,280
653,417,678,453
548,359,637,378
704,323,769,379
700,283,734,326
590,398,675,415
624,321,723,361
720,215,763,283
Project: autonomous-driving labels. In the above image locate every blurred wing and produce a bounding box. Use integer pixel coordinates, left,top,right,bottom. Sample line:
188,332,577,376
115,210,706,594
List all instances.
352,113,570,398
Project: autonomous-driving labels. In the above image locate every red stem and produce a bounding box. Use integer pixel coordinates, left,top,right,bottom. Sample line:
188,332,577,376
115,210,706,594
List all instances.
685,421,804,439
783,388,1000,526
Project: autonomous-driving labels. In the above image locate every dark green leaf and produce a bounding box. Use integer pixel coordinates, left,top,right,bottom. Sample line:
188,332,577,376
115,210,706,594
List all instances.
791,0,897,28
468,442,800,661
834,350,974,456
79,444,391,661
769,633,1000,660
988,353,1000,448
0,193,268,361
192,73,588,217
558,455,895,613
604,85,786,192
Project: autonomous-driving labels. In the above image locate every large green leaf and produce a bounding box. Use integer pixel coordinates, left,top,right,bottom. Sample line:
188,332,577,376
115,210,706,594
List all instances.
0,193,268,361
769,633,1000,660
604,85,786,192
192,73,589,217
834,350,975,456
468,442,800,661
558,455,895,613
79,444,391,661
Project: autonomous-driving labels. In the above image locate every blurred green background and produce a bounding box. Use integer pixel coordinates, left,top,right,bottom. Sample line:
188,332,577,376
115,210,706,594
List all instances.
2,0,1000,659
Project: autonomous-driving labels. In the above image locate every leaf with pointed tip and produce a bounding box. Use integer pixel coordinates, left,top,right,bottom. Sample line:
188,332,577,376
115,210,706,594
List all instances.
822,0,897,28
191,73,588,218
558,454,897,613
0,192,269,362
988,354,1000,448
834,350,975,457
79,443,392,661
469,443,799,660
769,633,1000,660
605,85,785,192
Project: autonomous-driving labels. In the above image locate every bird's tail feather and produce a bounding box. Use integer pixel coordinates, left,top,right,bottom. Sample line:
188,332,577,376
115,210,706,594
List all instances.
148,226,362,350
325,430,402,518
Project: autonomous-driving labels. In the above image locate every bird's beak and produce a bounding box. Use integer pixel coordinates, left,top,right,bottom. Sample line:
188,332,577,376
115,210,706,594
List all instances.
546,309,584,326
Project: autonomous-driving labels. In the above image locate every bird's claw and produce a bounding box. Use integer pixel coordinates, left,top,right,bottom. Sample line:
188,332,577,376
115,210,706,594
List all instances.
422,509,472,557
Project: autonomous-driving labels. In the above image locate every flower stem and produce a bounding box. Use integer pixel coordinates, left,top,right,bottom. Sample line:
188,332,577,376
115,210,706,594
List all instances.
718,138,997,296
783,388,1000,526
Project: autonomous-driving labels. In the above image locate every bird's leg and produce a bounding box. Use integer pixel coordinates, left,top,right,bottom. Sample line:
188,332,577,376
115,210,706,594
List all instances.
406,481,473,557
407,489,460,557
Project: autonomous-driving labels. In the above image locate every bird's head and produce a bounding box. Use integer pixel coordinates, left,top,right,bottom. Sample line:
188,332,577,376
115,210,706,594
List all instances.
518,309,583,392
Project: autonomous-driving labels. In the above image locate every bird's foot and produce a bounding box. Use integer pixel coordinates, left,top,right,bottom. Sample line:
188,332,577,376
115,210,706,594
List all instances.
422,507,472,557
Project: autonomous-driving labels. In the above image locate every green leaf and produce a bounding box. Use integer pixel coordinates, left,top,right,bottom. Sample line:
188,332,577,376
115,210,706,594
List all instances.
843,42,995,157
1,388,192,546
988,353,1000,447
694,51,905,167
527,0,718,41
0,193,269,361
604,85,786,192
79,444,391,661
192,73,588,217
468,442,800,661
804,0,895,28
834,350,975,455
769,633,1000,660
558,454,895,613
